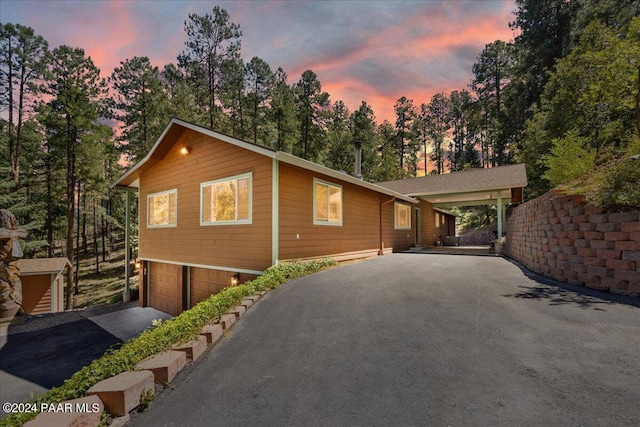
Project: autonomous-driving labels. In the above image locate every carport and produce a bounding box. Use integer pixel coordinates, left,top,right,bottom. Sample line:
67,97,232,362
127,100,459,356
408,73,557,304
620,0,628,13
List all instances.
377,164,528,242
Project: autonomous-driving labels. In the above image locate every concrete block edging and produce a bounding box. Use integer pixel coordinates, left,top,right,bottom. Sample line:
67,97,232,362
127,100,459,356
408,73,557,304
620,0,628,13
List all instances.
21,291,268,426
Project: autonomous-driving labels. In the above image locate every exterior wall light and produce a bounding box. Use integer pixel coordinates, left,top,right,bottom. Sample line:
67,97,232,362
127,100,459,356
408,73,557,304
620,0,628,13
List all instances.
230,272,240,286
180,146,191,155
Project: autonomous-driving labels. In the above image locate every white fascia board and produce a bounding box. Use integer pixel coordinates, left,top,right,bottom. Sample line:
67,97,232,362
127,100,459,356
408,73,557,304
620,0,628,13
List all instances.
276,152,417,204
405,186,524,198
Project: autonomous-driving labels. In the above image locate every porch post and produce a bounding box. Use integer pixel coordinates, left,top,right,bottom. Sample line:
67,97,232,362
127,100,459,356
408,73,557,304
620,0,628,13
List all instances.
123,190,131,302
497,193,503,240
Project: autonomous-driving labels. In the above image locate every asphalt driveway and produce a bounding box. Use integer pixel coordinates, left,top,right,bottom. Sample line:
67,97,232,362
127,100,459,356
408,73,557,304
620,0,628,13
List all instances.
0,303,172,418
129,254,640,426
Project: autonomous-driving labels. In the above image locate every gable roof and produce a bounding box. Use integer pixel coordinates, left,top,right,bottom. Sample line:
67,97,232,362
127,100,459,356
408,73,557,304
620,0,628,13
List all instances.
376,164,527,197
112,118,417,204
112,118,276,189
18,257,72,276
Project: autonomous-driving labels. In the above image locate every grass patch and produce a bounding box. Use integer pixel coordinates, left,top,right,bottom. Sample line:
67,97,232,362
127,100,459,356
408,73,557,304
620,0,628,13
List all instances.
69,245,138,309
1,258,337,427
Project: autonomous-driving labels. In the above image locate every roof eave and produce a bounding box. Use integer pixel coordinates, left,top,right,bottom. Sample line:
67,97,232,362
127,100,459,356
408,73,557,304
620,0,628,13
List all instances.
112,118,277,189
276,152,418,204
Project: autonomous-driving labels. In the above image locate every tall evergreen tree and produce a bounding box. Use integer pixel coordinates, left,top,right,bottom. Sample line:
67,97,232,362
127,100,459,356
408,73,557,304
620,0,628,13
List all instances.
371,120,404,182
471,40,515,166
270,67,297,152
426,93,451,174
449,90,474,171
178,6,242,130
510,0,575,110
325,101,352,173
351,101,378,180
394,96,418,175
110,56,167,163
219,56,246,139
160,63,203,124
244,56,274,146
0,23,48,191
39,45,107,308
293,70,329,162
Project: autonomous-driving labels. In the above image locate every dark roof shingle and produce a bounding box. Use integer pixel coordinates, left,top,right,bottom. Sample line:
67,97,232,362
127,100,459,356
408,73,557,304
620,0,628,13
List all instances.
376,164,527,196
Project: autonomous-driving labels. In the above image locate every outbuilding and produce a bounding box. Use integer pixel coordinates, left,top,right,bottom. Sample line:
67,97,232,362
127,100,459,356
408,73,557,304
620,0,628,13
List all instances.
18,257,71,315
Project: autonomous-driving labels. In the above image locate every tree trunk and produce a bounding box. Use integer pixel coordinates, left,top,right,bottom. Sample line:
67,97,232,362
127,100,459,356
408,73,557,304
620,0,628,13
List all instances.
93,200,99,274
101,200,106,262
46,154,54,258
74,181,81,295
82,190,87,254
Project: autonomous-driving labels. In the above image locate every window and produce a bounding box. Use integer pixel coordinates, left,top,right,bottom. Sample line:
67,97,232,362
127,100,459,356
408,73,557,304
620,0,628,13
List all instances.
147,189,177,227
394,202,411,230
200,173,252,225
435,212,440,227
314,179,342,226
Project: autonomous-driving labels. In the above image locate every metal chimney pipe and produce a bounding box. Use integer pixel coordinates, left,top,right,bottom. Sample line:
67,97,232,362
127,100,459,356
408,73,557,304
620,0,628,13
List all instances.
354,140,363,180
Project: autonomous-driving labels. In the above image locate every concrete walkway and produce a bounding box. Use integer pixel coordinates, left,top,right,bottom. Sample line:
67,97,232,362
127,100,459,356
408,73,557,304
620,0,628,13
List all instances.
0,304,171,418
128,253,640,427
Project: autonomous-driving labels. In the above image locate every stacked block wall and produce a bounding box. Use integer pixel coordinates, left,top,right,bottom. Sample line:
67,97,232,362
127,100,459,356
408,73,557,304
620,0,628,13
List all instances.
505,191,640,297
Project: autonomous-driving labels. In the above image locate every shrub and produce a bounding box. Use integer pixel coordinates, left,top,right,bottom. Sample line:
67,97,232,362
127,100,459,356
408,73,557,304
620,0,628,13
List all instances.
596,157,640,211
542,129,596,187
2,259,337,427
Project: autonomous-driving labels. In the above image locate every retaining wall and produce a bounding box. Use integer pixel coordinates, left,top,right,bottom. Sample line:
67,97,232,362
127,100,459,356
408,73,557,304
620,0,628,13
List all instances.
505,191,640,297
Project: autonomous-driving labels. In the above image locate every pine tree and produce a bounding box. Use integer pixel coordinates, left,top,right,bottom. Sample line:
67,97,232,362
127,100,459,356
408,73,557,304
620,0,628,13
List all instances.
39,45,107,309
244,56,274,146
0,23,48,191
110,56,167,163
178,7,242,130
270,67,297,152
394,96,418,176
293,70,329,162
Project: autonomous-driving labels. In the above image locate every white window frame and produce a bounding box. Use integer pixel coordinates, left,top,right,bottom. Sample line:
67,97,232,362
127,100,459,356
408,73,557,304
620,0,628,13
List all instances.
200,172,253,226
394,202,412,230
313,178,343,226
147,189,177,228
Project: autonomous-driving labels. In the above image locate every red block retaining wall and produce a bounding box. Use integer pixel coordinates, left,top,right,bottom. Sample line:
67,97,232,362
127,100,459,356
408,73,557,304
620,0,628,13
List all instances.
505,191,640,297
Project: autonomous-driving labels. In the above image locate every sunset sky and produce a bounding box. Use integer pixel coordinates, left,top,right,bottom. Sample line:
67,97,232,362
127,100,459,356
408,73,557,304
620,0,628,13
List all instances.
2,0,517,123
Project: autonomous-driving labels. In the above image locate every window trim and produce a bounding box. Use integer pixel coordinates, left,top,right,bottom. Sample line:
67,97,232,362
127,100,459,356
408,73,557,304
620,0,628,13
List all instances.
313,178,343,226
394,202,412,230
200,172,253,226
147,189,177,228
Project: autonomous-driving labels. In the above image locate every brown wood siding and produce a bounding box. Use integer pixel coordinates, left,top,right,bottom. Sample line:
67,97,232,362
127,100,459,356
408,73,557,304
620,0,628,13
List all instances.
279,163,414,259
418,200,437,246
21,275,51,315
416,200,456,246
190,267,258,307
380,199,414,252
139,129,273,272
148,262,182,316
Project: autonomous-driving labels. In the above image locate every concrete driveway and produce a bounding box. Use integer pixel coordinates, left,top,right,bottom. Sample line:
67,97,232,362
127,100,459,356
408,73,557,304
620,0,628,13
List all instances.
0,303,172,418
127,253,639,426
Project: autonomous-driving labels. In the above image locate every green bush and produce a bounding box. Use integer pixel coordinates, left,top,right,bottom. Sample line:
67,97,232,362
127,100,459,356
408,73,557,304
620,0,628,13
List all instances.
542,129,596,187
2,259,337,427
596,158,640,212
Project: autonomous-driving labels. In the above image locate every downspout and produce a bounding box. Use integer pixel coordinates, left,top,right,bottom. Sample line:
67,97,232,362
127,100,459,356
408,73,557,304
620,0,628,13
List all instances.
379,196,396,255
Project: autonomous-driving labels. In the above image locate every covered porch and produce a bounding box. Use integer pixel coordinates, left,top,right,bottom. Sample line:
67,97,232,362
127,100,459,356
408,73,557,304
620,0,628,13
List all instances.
378,164,528,249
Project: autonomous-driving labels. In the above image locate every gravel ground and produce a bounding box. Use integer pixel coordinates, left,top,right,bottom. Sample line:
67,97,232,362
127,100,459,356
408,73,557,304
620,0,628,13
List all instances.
6,301,138,335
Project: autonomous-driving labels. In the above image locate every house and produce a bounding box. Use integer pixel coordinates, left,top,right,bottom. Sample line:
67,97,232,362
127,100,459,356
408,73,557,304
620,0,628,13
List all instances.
113,118,527,316
18,257,71,315
377,164,528,243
